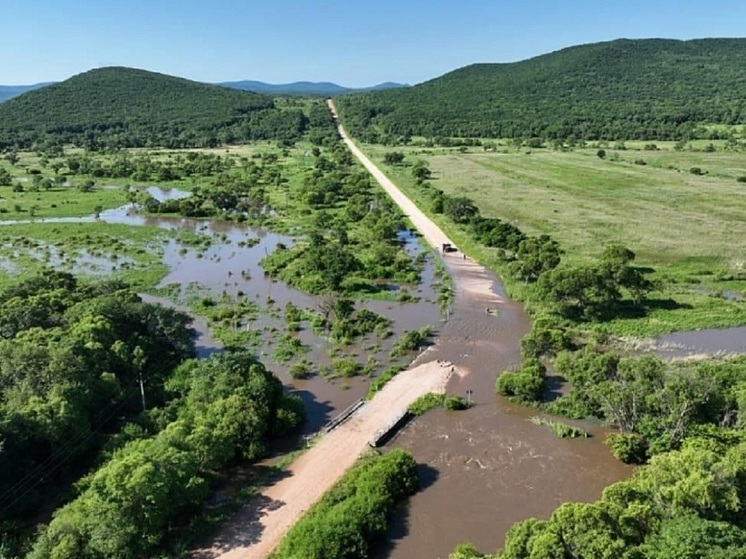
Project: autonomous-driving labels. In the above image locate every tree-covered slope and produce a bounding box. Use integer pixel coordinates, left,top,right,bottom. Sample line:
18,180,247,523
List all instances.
0,67,307,149
337,38,746,141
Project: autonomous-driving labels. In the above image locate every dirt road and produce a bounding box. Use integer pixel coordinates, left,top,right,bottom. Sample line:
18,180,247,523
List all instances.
192,361,454,559
192,101,508,559
328,100,506,306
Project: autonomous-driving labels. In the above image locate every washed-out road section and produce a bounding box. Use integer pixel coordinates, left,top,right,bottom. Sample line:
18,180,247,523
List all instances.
191,100,510,559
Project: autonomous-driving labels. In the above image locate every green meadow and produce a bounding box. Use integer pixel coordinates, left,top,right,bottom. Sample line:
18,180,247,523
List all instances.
362,141,746,335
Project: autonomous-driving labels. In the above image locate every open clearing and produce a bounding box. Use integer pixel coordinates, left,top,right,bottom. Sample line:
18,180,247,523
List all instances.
359,142,746,335
362,143,746,272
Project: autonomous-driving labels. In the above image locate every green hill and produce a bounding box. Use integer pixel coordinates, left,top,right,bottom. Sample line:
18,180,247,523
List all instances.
0,67,307,149
336,38,746,141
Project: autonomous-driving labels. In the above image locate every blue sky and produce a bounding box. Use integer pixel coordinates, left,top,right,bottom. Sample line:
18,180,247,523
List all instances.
2,0,745,86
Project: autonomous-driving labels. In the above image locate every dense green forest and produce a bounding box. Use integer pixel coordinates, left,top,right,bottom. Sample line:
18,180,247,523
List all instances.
337,38,746,142
0,273,304,557
0,67,308,150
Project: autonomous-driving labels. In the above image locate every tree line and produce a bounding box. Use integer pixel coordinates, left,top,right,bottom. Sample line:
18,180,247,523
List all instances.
0,272,304,557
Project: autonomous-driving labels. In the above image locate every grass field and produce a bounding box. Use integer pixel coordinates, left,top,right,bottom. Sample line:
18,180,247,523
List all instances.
0,184,131,219
360,141,746,335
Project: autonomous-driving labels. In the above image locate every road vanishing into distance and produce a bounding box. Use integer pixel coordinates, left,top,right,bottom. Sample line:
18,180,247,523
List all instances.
191,101,513,559
194,101,629,559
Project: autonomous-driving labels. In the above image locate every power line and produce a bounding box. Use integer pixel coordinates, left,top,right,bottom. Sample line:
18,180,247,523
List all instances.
0,352,184,515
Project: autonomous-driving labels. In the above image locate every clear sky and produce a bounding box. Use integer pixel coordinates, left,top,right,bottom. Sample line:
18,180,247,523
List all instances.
3,0,745,87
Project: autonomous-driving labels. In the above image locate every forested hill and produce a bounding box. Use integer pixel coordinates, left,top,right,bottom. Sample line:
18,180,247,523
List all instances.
336,38,746,141
0,67,308,149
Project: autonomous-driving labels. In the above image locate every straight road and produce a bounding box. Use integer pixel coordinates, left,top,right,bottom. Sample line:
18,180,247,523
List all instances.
193,101,507,559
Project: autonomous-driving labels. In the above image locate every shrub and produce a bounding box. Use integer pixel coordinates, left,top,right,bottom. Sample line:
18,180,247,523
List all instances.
528,416,588,438
274,334,308,362
409,393,445,415
521,318,572,358
330,356,360,378
272,450,419,559
390,325,432,358
409,393,471,415
444,395,471,411
367,365,405,399
496,358,546,403
607,432,648,464
289,359,313,380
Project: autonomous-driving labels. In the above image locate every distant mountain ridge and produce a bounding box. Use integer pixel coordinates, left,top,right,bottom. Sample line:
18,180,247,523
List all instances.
0,83,55,103
336,38,746,141
0,78,408,104
218,80,408,96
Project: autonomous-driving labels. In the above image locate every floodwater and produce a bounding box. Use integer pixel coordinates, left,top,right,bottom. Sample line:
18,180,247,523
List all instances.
2,188,443,431
138,293,223,358
654,326,746,359
375,257,633,559
7,187,635,556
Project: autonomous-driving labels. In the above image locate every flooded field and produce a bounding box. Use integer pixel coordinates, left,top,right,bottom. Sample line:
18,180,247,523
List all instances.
3,188,443,431
5,187,648,557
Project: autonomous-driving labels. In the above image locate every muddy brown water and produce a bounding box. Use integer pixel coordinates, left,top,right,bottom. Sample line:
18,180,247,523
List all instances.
111,195,744,556
373,258,633,559
6,188,636,556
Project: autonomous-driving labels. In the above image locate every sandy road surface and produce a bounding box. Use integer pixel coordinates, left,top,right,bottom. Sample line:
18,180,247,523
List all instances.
327,100,506,306
192,361,453,559
193,102,506,559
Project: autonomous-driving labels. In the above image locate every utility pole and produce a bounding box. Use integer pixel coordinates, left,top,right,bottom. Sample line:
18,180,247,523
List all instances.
138,371,146,411
134,345,147,411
